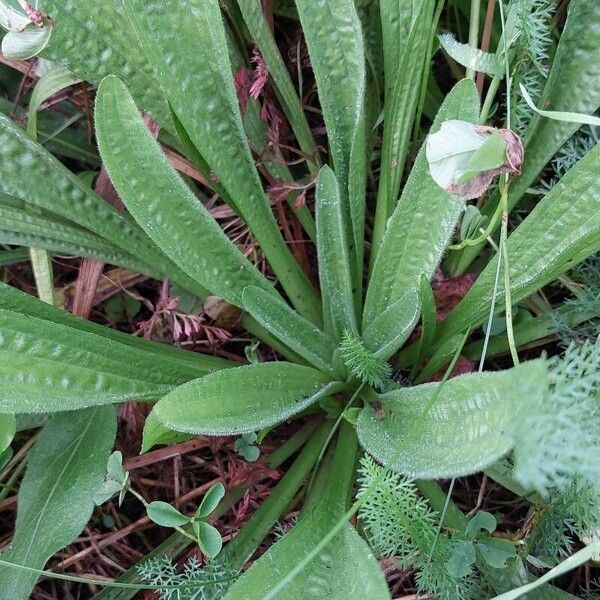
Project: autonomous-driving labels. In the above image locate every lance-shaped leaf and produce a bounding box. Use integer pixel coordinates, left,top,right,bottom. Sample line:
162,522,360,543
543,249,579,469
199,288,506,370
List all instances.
39,0,170,124
149,363,343,436
122,0,320,323
357,360,548,479
362,289,420,360
315,166,358,339
0,112,206,298
0,203,154,276
364,79,480,325
436,142,600,343
295,0,366,281
0,309,180,413
242,286,335,372
371,0,436,261
0,406,116,600
0,282,229,376
95,76,275,310
225,423,390,600
236,0,317,161
438,32,500,76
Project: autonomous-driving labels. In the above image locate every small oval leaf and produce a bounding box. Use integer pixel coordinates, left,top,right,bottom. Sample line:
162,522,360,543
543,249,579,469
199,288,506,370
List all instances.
146,501,189,528
196,482,225,519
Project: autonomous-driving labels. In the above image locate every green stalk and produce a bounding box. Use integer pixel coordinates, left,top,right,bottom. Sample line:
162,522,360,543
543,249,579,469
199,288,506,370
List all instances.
267,417,322,468
467,0,482,79
219,421,331,571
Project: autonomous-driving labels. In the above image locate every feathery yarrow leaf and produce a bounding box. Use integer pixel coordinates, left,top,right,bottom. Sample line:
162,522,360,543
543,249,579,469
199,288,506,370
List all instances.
339,331,391,388
513,337,600,495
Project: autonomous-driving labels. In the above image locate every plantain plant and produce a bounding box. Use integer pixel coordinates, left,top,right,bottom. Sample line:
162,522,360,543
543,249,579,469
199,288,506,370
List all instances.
0,0,599,599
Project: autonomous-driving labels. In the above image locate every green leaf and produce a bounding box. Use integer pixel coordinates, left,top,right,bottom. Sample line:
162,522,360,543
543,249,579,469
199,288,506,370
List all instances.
438,32,500,76
194,521,223,559
39,0,171,125
27,64,80,139
365,79,480,325
0,203,157,276
122,0,320,323
0,413,15,453
140,411,194,454
150,362,342,436
95,76,275,310
2,21,53,60
242,286,334,372
315,166,358,339
294,0,366,275
436,143,600,343
357,360,548,479
0,406,116,600
106,450,126,481
236,0,316,161
477,538,517,569
196,482,225,519
147,501,190,528
0,112,205,298
0,309,186,413
362,289,420,360
371,0,436,260
0,281,230,377
466,511,497,538
446,540,476,578
225,423,390,600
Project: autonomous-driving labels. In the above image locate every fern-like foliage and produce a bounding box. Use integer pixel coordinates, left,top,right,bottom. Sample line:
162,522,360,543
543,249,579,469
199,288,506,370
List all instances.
136,555,236,600
339,331,391,389
553,252,600,346
513,337,600,495
540,127,600,192
509,0,556,136
531,480,600,566
357,456,478,600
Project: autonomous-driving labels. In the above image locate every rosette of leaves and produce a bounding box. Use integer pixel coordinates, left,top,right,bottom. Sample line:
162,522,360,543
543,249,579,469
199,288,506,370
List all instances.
0,1,599,599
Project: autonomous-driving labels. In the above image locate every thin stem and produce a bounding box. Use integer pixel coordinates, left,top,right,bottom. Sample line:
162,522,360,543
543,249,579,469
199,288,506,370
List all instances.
306,383,365,496
467,0,481,79
0,559,234,591
479,73,502,123
219,421,331,571
500,180,520,365
267,417,322,468
262,331,470,600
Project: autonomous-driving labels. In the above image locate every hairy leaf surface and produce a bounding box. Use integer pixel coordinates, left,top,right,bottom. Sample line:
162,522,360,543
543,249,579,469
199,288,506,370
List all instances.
365,79,480,324
122,0,320,322
357,360,548,479
150,363,342,436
